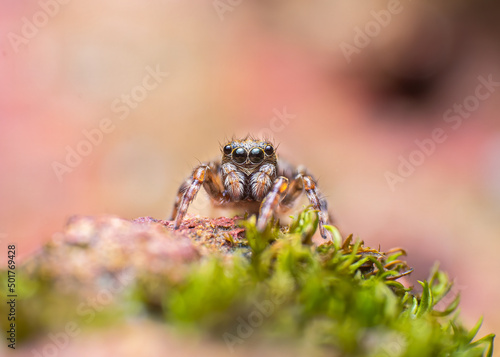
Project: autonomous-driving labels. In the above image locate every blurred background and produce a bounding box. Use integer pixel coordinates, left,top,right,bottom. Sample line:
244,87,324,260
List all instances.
1,0,499,350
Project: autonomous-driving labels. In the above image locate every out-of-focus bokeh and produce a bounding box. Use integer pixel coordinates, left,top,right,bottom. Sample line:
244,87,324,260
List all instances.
1,0,499,349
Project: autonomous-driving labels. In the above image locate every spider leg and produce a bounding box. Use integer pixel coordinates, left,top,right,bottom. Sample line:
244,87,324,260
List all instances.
281,171,333,240
256,176,289,232
170,163,225,229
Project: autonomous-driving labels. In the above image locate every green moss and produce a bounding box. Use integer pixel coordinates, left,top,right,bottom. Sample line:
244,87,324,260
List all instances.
0,209,495,355
158,210,494,355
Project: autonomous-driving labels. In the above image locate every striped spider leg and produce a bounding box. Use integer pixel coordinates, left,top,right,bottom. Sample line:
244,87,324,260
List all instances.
170,162,226,229
257,164,333,240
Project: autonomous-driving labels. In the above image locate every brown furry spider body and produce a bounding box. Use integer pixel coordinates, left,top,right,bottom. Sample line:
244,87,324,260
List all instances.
170,137,333,240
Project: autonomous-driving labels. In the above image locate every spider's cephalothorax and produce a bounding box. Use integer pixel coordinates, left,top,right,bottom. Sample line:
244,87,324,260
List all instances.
170,137,333,240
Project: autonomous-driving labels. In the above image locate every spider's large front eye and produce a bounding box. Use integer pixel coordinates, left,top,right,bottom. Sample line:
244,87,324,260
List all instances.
232,148,247,163
223,145,232,155
249,148,264,164
264,145,274,155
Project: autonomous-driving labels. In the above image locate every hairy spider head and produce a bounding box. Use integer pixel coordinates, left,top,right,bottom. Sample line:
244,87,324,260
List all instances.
221,138,277,175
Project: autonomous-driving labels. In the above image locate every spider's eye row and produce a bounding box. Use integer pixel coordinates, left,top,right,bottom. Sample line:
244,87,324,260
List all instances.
249,148,264,164
232,147,247,163
223,145,232,155
264,145,274,155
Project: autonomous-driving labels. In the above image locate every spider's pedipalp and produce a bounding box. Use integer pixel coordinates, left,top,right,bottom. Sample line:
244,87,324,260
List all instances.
250,163,276,201
221,162,245,201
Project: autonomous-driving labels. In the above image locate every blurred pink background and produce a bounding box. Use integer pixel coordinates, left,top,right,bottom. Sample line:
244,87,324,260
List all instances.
1,0,500,350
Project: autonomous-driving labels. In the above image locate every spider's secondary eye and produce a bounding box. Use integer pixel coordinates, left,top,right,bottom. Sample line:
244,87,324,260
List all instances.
232,148,247,163
223,145,232,155
264,145,274,155
249,148,264,164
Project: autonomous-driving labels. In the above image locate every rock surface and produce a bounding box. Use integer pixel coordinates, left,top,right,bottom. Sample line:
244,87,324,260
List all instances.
3,214,259,357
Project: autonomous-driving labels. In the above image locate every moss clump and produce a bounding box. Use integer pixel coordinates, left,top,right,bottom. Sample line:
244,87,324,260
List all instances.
0,209,495,356
145,210,495,355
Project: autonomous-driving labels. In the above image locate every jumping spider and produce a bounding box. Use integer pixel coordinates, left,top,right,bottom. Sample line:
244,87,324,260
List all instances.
170,137,333,240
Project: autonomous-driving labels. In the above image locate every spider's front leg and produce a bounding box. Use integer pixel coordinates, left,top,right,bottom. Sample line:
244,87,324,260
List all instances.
170,163,225,229
256,176,289,232
281,171,333,240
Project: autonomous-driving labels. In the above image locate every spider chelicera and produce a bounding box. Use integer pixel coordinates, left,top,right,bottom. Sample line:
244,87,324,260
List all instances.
170,137,333,240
